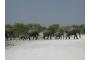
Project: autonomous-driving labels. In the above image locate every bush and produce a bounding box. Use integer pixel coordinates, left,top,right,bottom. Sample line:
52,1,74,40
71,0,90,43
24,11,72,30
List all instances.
48,24,60,32
5,23,85,34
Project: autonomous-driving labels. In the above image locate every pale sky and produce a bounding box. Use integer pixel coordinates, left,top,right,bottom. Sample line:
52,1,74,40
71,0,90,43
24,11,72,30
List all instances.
5,0,85,26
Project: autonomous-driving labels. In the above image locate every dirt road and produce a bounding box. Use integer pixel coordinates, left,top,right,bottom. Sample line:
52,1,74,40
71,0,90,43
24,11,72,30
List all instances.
6,35,85,60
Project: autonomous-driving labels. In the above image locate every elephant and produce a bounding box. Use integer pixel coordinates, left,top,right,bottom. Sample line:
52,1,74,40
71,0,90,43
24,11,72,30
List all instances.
64,27,81,39
43,30,54,40
27,30,39,40
54,32,64,40
5,30,16,40
19,32,28,40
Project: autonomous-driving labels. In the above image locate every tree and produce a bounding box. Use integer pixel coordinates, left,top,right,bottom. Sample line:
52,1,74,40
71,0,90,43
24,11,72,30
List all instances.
71,24,79,28
32,24,46,32
5,24,13,29
48,24,60,32
79,24,85,34
25,24,33,30
13,23,29,34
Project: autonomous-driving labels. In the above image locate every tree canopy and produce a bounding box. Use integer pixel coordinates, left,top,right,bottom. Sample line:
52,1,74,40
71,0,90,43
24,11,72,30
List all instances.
5,23,85,34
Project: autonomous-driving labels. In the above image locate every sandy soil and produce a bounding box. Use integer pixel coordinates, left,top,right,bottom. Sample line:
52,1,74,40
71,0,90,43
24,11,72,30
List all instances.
5,35,85,60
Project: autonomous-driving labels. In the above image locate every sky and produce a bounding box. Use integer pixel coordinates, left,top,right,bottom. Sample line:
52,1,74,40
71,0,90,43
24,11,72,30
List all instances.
5,0,85,26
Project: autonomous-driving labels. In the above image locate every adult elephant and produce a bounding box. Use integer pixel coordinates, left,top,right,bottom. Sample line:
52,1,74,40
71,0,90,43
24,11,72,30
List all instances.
64,27,81,39
27,29,39,40
19,32,29,40
5,30,10,40
54,32,64,40
5,29,16,40
43,30,54,40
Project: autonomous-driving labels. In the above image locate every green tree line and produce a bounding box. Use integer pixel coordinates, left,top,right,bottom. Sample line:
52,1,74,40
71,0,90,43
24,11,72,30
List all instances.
5,23,85,34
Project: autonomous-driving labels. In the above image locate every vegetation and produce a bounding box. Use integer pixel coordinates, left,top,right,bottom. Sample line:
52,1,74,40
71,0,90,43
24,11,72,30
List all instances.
5,23,85,34
48,24,60,32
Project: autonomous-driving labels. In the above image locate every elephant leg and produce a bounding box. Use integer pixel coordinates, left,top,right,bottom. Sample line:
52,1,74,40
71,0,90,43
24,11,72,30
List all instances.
44,36,45,40
43,35,45,40
21,37,23,40
29,36,31,40
61,36,62,40
75,34,78,39
47,36,48,40
24,37,26,40
21,36,24,40
66,34,68,40
22,37,24,40
21,37,24,40
35,35,38,40
44,36,46,40
66,34,70,39
11,36,13,40
60,36,62,40
66,36,67,40
74,35,75,39
23,37,25,40
69,37,70,39
5,33,8,40
29,37,31,40
59,36,60,39
32,36,34,40
66,35,70,39
56,36,58,40
25,36,27,40
66,35,68,40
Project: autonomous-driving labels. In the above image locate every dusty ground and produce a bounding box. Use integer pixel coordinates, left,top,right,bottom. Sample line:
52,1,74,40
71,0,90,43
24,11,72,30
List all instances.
5,35,85,60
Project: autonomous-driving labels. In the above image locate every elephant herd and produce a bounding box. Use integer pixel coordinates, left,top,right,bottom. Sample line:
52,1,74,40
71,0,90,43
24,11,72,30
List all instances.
5,27,81,40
